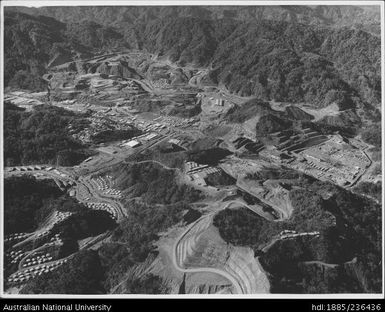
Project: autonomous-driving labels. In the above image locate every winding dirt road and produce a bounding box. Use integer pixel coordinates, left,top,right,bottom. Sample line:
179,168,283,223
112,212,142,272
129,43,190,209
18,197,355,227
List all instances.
171,215,244,294
171,199,270,295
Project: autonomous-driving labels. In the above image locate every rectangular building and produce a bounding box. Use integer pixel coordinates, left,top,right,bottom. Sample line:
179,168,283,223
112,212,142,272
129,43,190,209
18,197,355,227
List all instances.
124,140,141,148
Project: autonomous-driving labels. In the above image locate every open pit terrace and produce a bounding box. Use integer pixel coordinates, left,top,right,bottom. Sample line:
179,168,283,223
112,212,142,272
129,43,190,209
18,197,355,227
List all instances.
174,213,270,294
245,133,372,188
287,136,371,187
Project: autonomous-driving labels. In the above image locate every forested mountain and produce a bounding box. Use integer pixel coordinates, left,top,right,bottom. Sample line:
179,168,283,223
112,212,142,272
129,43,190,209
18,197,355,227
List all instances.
4,6,381,109
4,11,126,91
10,5,381,31
4,102,91,166
3,5,382,296
4,11,65,90
214,179,382,293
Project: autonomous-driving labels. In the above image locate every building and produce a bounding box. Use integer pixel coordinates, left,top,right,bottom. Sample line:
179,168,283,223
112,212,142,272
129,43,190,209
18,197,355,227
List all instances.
168,138,181,145
185,161,209,173
144,133,158,141
124,140,141,148
98,146,118,154
215,98,225,106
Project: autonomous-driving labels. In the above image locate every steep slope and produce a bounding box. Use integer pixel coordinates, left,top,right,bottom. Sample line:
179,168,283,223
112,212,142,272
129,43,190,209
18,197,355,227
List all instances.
11,5,381,30
3,10,129,90
285,106,314,120
4,11,66,90
131,17,237,65
4,8,381,109
130,18,380,107
65,20,126,50
319,28,381,105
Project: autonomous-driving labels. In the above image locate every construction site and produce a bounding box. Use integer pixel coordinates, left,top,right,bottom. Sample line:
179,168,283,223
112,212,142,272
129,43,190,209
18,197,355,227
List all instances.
3,47,381,296
285,134,371,187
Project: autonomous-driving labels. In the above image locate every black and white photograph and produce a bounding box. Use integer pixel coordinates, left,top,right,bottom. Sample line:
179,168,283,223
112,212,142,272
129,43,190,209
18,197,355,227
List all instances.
0,0,383,299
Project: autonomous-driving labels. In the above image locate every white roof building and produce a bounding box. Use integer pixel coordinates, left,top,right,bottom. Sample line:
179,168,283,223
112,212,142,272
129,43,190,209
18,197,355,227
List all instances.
124,140,141,148
168,139,180,145
145,133,158,140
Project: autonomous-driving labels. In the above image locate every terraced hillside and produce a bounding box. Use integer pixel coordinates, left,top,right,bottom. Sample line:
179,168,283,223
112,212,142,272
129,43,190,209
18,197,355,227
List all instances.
3,4,381,296
174,214,270,294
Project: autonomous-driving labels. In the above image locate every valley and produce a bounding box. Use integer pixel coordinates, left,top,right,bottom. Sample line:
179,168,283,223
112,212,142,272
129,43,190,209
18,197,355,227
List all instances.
2,4,382,296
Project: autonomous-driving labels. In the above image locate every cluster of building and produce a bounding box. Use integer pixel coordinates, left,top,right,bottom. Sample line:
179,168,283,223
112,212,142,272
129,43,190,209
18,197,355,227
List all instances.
53,178,76,191
51,212,72,228
185,161,209,174
49,233,62,242
118,122,168,150
185,161,222,188
7,250,26,264
198,94,224,106
256,132,370,188
168,138,181,145
52,169,68,177
45,241,61,247
96,107,165,134
52,70,145,100
6,230,61,270
6,165,53,172
91,176,122,197
37,230,50,238
6,166,76,191
291,137,370,186
304,156,330,172
327,143,369,168
68,91,197,150
85,202,118,220
121,134,157,149
21,252,54,268
4,233,31,243
279,230,297,236
8,259,68,285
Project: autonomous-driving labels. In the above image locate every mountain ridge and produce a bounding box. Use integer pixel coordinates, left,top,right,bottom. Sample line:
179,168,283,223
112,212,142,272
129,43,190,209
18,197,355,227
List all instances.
8,5,381,32
3,6,381,110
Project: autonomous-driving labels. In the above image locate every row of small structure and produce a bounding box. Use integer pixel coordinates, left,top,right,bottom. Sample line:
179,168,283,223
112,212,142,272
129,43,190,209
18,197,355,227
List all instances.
8,259,68,284
85,202,118,220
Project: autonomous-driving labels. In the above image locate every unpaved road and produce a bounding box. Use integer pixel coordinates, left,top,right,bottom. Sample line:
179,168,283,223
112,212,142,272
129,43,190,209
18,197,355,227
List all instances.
172,214,244,294
171,199,276,294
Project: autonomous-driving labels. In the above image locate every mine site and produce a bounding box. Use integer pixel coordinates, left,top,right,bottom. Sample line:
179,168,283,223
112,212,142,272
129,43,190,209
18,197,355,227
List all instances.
2,3,383,297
